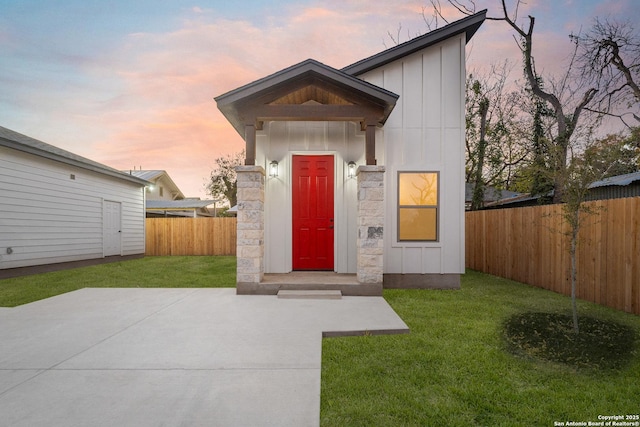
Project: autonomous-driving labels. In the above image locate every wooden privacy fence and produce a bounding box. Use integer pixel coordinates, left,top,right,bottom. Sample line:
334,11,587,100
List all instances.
466,197,640,315
146,218,237,256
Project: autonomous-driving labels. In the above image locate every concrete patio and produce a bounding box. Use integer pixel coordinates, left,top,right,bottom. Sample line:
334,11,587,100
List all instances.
0,288,408,426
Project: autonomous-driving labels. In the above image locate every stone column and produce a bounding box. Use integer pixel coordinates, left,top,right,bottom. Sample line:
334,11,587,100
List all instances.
356,165,385,283
235,166,265,288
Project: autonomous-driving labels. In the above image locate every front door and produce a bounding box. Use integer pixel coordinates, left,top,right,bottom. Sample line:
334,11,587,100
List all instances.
292,155,334,270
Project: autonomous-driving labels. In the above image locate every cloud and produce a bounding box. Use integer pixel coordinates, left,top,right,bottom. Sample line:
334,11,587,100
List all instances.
13,0,629,198
79,1,433,197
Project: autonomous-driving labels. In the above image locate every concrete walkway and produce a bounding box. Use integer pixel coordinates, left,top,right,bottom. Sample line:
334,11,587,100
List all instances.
0,288,408,427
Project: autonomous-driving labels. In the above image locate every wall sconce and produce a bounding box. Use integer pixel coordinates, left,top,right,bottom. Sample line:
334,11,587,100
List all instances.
347,161,357,178
269,160,279,177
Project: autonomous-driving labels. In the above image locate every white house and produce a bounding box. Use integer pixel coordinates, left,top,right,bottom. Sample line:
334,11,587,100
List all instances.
216,12,486,295
125,169,216,217
0,126,148,273
126,169,185,201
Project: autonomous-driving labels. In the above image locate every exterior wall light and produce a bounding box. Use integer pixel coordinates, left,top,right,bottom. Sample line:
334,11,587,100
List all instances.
269,160,279,177
347,161,357,178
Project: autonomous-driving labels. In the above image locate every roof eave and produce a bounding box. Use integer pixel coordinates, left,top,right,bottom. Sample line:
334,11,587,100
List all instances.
0,137,149,187
215,59,397,106
215,59,399,137
342,9,487,76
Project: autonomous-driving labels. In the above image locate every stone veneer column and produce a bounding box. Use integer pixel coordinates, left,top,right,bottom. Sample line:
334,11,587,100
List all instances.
356,165,385,284
235,166,265,287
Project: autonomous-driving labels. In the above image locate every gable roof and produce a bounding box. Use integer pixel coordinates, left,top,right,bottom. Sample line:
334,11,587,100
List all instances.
215,58,399,137
0,126,148,186
125,169,185,199
342,10,487,76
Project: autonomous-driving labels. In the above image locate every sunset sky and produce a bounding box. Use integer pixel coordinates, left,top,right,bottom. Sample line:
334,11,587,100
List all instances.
1,0,638,199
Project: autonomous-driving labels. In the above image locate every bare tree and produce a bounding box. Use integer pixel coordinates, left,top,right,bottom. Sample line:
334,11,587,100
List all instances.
206,150,244,208
426,0,601,202
465,63,529,209
574,18,640,127
487,0,598,203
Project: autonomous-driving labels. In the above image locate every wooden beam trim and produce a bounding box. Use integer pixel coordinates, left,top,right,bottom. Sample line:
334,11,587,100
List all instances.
244,124,256,166
365,124,376,165
249,104,385,123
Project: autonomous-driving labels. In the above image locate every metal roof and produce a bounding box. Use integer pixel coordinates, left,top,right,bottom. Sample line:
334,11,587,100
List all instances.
0,125,148,186
589,171,640,189
342,10,487,76
126,170,165,181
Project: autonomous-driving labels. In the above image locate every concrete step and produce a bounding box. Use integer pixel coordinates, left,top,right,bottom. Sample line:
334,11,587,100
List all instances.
277,290,342,300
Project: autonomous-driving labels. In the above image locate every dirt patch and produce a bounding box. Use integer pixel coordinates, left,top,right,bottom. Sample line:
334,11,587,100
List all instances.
503,312,637,370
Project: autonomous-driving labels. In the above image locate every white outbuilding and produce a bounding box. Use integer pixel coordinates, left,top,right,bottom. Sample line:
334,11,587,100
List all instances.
0,126,148,274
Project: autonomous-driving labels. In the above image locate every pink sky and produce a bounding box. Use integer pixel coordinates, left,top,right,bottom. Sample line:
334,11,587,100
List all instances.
1,0,637,199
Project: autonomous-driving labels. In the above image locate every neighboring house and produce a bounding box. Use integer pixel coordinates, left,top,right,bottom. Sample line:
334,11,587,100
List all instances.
586,171,640,201
125,169,216,217
0,126,148,272
216,11,487,294
145,199,217,218
483,192,545,209
485,171,640,209
125,169,184,201
464,183,522,210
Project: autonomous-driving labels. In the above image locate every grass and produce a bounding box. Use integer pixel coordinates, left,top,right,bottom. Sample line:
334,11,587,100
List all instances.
2,260,639,425
320,270,640,427
0,256,235,307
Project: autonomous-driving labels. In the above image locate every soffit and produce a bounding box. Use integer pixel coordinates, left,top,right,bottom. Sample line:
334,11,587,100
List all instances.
270,85,353,106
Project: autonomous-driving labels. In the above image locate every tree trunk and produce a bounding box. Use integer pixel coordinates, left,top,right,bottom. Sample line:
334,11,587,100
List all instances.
471,99,489,210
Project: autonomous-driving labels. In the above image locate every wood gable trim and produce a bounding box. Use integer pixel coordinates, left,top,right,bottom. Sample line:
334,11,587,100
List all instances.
215,59,398,165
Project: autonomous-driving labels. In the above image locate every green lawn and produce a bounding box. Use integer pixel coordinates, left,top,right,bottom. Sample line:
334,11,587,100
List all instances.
321,270,640,426
0,256,235,307
1,259,638,426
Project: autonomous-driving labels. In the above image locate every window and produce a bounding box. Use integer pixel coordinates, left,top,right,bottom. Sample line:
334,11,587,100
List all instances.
398,172,438,241
159,187,164,197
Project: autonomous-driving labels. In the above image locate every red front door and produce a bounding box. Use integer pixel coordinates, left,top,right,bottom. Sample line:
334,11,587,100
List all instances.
292,155,334,270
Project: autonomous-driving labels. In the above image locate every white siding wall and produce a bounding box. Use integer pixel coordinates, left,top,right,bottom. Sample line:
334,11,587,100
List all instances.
360,35,466,275
0,147,146,269
258,121,365,273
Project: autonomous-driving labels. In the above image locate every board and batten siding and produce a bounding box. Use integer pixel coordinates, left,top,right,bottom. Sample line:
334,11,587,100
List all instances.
257,121,365,274
359,35,467,275
0,146,145,269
